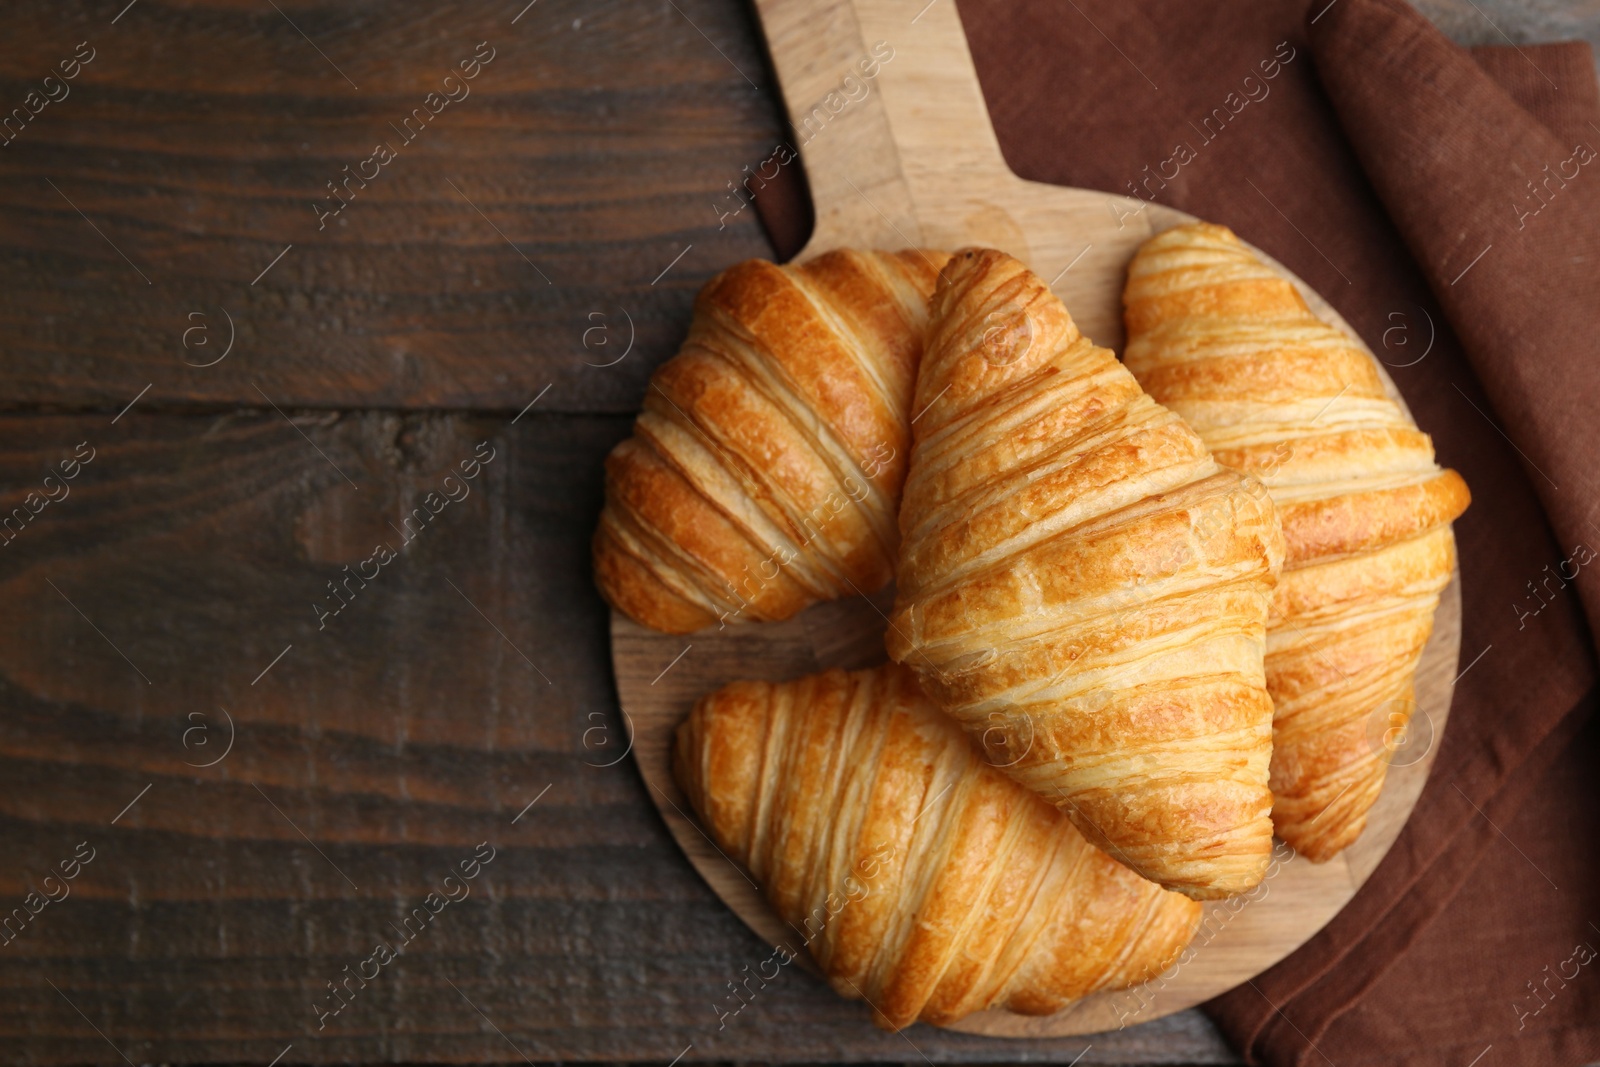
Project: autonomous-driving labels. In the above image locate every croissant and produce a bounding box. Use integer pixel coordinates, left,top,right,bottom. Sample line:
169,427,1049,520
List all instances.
674,662,1200,1031
885,249,1284,900
594,250,950,633
1122,222,1471,861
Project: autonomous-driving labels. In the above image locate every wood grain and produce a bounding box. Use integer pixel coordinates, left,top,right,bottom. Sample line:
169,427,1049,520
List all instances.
0,0,1589,1062
0,410,1239,1064
0,0,786,414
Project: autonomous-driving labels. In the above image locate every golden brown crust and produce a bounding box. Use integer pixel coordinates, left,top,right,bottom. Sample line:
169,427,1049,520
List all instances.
590,521,715,635
889,248,1284,900
1275,468,1470,567
595,249,950,633
673,663,1201,1031
1124,222,1471,861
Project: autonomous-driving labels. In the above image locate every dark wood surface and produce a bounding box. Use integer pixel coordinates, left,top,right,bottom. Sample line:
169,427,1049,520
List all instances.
0,0,783,414
0,411,1234,1064
0,1,1595,1064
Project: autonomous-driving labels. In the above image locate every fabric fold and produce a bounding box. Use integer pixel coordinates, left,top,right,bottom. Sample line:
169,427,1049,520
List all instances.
1309,0,1600,639
750,1,1600,1061
1204,6,1600,1062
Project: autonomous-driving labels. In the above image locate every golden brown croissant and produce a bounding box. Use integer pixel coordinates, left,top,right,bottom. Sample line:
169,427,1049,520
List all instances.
1123,222,1470,862
674,662,1200,1031
594,250,950,633
886,249,1285,900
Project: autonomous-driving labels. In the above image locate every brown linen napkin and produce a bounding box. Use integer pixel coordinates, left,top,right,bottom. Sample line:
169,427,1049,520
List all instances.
1201,5,1600,1065
752,1,1600,1063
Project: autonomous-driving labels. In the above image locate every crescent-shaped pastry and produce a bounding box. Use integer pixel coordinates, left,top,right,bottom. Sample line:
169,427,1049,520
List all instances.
674,662,1200,1031
595,250,949,633
1123,222,1470,861
888,248,1285,900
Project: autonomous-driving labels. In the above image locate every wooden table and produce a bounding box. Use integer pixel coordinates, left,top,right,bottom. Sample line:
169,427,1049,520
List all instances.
0,2,1593,1064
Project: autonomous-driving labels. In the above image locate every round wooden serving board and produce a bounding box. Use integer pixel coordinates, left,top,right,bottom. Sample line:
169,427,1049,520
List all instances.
610,0,1463,1037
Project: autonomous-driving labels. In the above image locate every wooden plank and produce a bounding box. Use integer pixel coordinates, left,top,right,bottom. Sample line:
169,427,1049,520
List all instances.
0,0,787,414
1,0,1591,421
0,409,1237,1063
0,0,1590,1063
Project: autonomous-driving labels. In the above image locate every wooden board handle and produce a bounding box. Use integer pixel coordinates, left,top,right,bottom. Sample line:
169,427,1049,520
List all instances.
752,0,1016,255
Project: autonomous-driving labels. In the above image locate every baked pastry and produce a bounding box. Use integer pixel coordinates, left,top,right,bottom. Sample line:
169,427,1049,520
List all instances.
674,662,1200,1031
1122,222,1470,861
887,248,1285,900
594,250,950,633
